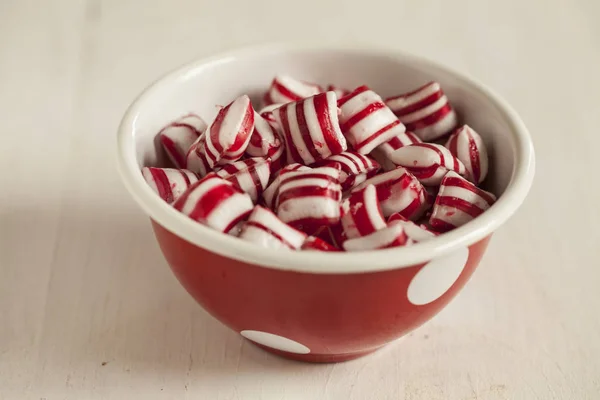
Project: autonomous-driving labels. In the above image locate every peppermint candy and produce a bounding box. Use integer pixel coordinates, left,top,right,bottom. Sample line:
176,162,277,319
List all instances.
264,75,322,106
385,81,458,142
276,164,343,234
239,206,307,250
352,167,427,220
215,157,271,203
341,184,387,239
445,125,489,184
314,151,380,191
142,167,199,203
274,91,347,165
200,95,254,168
159,114,207,168
388,212,437,242
389,143,467,186
370,130,422,171
173,173,254,233
338,86,406,154
301,235,340,251
261,163,311,209
343,224,410,251
429,171,497,232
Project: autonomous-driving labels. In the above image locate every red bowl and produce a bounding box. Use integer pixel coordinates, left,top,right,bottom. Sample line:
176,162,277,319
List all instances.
117,44,535,363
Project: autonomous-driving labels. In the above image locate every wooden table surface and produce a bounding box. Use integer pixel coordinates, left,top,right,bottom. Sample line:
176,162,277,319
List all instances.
1,0,599,399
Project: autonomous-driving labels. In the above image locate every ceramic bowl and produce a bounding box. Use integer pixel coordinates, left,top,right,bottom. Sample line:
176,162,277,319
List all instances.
117,44,535,363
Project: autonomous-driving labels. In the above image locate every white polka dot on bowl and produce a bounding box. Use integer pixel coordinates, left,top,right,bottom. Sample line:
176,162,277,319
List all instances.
407,247,469,305
240,330,311,354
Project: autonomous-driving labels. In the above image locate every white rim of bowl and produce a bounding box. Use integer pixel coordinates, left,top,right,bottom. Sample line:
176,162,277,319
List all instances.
116,43,535,274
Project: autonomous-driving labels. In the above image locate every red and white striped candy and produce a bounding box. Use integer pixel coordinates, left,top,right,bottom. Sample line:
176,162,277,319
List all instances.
314,151,380,191
142,167,199,203
261,163,310,209
341,184,387,239
385,81,458,142
338,86,406,154
274,91,347,165
326,84,349,99
215,157,271,203
264,75,322,106
159,114,207,169
445,125,489,184
429,171,497,232
239,206,307,250
352,167,427,220
301,235,340,251
388,212,437,242
389,143,467,186
173,173,254,233
200,95,254,168
370,131,422,171
186,134,212,176
343,223,410,251
246,111,285,173
276,164,343,233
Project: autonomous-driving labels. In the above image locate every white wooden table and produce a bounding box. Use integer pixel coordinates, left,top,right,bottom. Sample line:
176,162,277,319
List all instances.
1,1,599,398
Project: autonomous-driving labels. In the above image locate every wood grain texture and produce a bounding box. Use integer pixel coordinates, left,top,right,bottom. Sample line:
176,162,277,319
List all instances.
1,0,599,398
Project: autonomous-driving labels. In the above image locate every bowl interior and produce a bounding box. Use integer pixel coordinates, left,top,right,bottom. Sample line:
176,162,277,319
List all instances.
133,48,514,196
119,46,533,273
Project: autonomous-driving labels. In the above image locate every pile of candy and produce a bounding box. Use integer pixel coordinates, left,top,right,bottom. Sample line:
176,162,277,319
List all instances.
142,76,496,252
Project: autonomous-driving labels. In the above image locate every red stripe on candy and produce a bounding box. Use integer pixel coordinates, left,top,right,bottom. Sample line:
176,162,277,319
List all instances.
387,82,436,102
279,186,342,203
443,176,495,205
273,79,302,101
393,91,443,116
150,168,174,203
436,196,484,218
315,93,344,155
337,85,369,107
279,107,304,164
340,102,386,133
468,134,481,184
355,120,402,153
179,169,191,186
188,184,235,221
224,209,252,233
296,100,321,161
404,103,452,131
